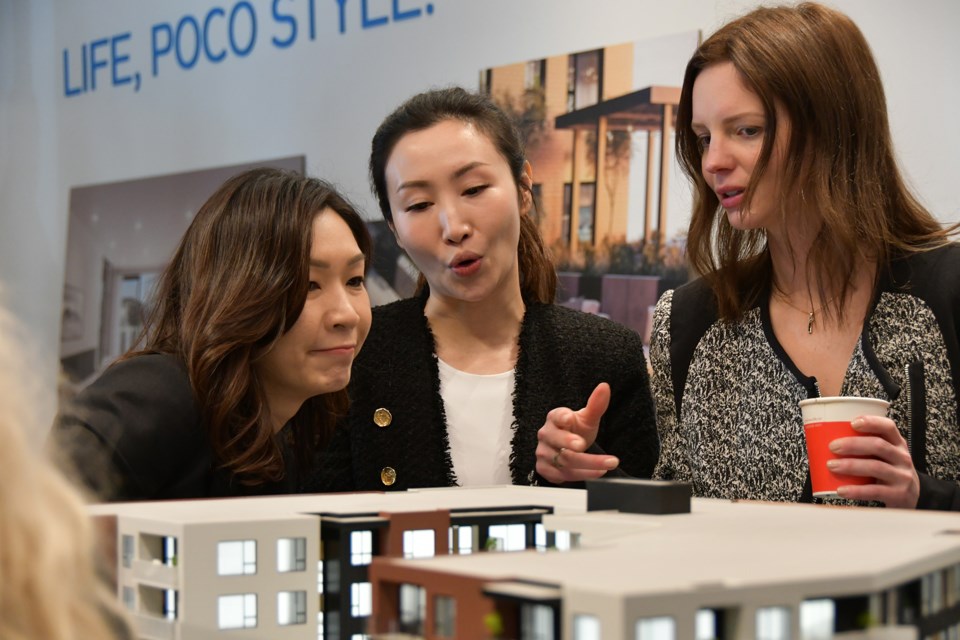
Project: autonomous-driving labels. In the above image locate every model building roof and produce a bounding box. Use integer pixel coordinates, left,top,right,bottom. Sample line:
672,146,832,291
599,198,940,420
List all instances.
87,484,586,524
373,497,960,603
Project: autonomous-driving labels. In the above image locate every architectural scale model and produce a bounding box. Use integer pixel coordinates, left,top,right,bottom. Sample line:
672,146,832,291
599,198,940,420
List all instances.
88,481,960,640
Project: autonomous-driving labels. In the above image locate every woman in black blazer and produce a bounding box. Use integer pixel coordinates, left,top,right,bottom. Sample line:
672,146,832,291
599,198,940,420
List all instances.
310,88,660,492
54,168,373,501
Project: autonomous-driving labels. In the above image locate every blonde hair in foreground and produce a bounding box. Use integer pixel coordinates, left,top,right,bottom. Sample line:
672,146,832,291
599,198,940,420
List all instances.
0,306,131,639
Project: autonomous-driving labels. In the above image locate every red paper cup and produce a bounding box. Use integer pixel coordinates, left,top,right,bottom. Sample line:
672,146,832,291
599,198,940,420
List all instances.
798,397,890,498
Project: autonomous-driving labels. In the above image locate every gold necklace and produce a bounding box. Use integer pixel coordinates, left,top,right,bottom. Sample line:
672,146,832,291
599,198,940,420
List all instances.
774,293,835,335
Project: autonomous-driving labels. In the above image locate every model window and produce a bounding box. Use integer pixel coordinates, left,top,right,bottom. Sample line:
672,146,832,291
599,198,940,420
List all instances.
434,595,456,637
163,536,177,567
399,583,426,635
487,524,527,551
696,609,718,639
350,530,373,565
755,606,790,640
140,533,177,566
326,611,340,638
217,540,256,575
922,570,950,615
164,589,178,620
573,614,601,640
951,565,960,607
799,599,834,639
351,582,372,617
218,593,257,629
278,590,307,625
138,584,177,620
402,529,435,559
554,530,573,551
326,558,341,594
534,524,548,551
448,525,474,555
635,616,675,640
277,537,306,572
121,534,134,568
122,586,135,611
521,603,555,640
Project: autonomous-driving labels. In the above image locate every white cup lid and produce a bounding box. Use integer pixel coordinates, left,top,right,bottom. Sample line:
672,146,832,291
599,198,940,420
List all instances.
799,396,890,424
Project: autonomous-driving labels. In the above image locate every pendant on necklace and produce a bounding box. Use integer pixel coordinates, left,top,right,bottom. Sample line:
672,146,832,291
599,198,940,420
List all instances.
807,311,815,335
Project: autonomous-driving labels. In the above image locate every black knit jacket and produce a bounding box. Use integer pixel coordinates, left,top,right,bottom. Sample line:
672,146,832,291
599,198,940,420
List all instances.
308,294,660,492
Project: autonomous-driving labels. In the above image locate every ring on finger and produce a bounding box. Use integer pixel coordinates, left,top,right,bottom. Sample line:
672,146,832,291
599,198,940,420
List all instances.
552,447,567,469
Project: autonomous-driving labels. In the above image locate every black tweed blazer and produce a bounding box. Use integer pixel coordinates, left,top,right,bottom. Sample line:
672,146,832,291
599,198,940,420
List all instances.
308,294,659,492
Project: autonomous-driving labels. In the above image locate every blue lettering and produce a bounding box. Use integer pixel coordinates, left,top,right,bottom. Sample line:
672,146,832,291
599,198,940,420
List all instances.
392,0,420,21
89,38,109,90
110,33,133,86
82,43,88,91
308,0,317,40
175,16,201,69
151,24,173,76
203,8,227,62
272,0,297,48
229,2,257,57
64,33,142,97
362,0,388,29
151,4,258,76
335,0,348,34
62,47,85,97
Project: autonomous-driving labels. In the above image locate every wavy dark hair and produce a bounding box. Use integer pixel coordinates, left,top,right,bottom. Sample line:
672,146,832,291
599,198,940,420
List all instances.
369,86,557,304
125,167,371,485
676,2,955,321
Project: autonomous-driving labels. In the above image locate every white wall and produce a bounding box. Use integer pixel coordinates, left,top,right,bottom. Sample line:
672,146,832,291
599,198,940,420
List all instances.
0,0,60,417
2,0,958,431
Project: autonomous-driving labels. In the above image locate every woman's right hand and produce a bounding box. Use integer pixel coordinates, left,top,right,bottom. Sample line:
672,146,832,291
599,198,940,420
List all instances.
535,383,620,484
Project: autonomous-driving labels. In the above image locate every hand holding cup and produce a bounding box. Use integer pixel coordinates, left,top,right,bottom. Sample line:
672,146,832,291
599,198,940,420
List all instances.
799,396,919,508
799,396,889,497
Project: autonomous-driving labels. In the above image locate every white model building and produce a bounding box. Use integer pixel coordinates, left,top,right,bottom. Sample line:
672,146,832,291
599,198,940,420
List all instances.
89,483,960,640
88,485,583,640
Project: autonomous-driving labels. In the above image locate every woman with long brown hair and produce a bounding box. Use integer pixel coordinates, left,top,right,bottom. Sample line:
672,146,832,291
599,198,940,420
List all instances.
54,167,372,500
540,3,960,510
310,87,659,492
649,3,960,509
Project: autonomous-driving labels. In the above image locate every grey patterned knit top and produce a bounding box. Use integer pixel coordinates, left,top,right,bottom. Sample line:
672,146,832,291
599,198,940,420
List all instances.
650,244,960,510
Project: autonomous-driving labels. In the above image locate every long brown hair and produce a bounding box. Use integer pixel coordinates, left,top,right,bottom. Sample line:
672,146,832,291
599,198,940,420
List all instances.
127,168,372,485
369,86,557,303
677,2,955,321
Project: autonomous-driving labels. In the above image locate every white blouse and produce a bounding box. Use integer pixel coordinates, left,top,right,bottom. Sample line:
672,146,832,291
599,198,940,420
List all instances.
437,358,515,486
